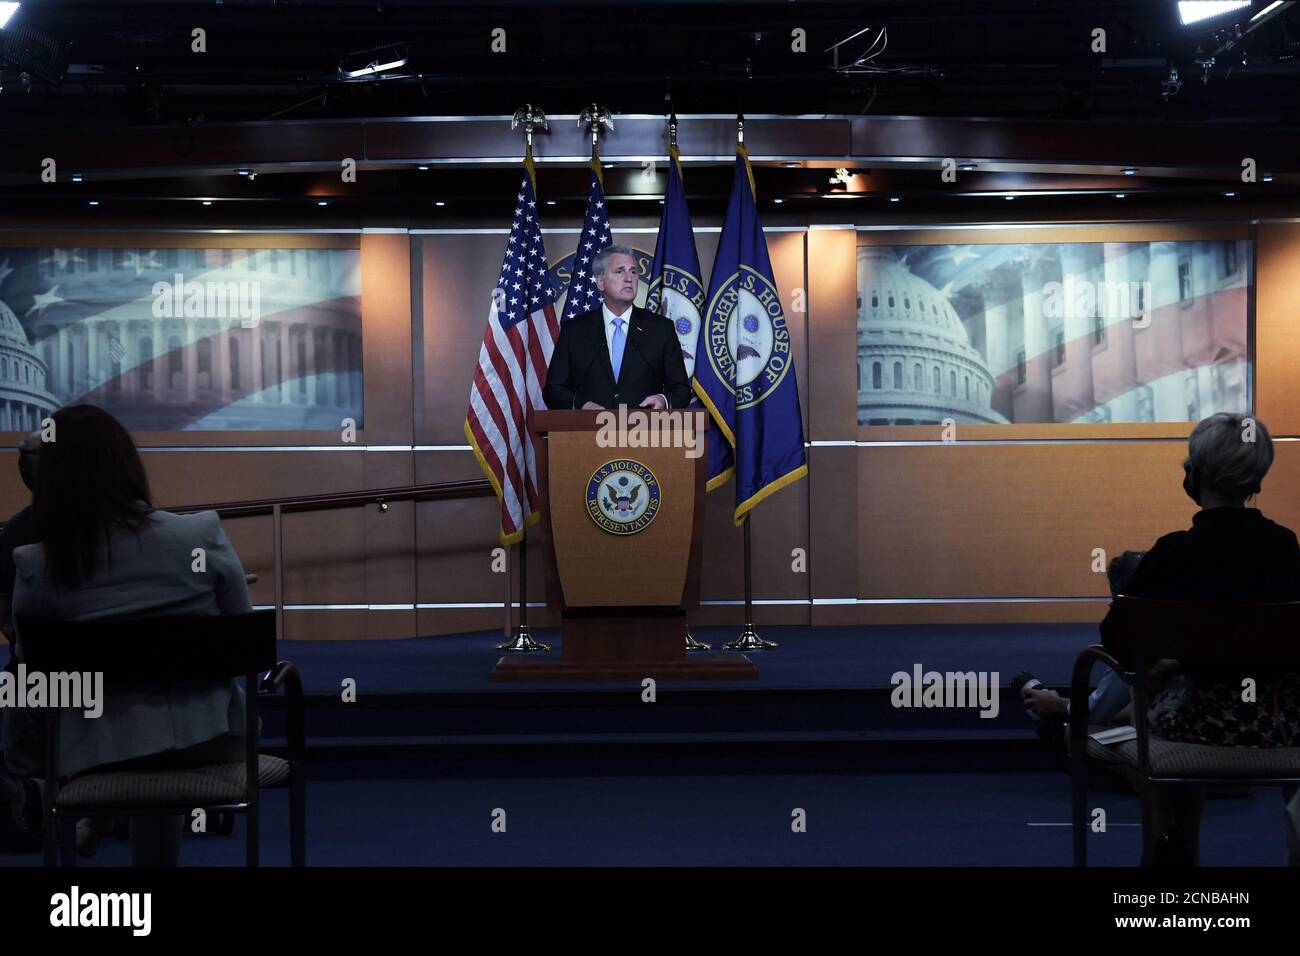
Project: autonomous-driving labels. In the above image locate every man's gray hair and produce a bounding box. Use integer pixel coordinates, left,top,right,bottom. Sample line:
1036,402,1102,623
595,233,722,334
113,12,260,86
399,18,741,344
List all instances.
1185,412,1273,502
592,244,636,278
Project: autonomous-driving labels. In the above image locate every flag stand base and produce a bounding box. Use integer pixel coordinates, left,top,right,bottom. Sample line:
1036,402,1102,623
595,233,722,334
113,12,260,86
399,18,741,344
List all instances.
723,623,777,651
685,630,712,652
497,625,551,653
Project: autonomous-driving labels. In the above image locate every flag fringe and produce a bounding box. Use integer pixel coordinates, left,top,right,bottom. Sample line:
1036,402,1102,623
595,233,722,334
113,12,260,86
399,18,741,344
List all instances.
733,461,808,525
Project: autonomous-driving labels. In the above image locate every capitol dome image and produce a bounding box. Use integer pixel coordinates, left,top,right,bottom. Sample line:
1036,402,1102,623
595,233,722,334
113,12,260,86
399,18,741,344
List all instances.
0,298,59,432
857,246,1008,426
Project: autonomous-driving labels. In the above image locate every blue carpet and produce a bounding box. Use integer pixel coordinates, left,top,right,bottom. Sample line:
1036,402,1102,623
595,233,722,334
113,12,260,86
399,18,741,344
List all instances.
0,623,1088,694
287,624,1096,692
1,772,1292,867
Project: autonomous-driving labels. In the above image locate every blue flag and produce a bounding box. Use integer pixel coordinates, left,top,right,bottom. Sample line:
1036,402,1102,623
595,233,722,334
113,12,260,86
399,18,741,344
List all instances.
693,145,807,522
646,145,705,384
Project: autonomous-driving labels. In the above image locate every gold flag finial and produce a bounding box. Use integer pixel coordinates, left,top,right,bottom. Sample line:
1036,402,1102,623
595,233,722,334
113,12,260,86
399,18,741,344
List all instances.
511,103,549,155
579,103,615,162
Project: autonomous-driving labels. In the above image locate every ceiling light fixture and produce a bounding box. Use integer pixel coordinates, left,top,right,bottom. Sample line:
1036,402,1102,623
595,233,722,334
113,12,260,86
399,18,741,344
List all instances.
1177,1,1252,27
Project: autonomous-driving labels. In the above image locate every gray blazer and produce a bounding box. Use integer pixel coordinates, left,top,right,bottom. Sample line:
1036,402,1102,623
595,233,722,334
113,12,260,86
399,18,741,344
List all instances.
9,509,253,778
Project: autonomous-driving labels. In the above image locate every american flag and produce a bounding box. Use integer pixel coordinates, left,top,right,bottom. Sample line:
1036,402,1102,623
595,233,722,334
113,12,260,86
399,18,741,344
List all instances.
464,167,560,545
563,165,613,319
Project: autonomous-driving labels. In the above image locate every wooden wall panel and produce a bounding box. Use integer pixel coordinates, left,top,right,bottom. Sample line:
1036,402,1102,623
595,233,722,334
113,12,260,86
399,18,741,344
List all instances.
1255,222,1300,436
858,441,1198,600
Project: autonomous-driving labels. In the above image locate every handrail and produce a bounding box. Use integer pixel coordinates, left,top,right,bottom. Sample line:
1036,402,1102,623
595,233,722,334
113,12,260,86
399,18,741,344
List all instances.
0,477,500,645
167,477,494,519
170,476,497,642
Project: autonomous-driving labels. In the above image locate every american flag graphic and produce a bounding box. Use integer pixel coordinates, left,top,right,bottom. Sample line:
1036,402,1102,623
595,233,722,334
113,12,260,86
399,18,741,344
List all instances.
562,165,613,320
463,166,560,545
0,247,362,431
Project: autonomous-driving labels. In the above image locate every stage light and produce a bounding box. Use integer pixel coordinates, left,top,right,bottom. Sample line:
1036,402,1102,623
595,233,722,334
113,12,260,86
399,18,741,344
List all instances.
87,201,98,206
434,201,445,207
1115,193,1126,198
317,200,328,206
1004,194,1016,200
201,200,212,206
1263,172,1274,181
1224,190,1237,196
784,162,801,168
417,165,429,171
1252,1,1287,20
889,196,901,202
338,42,410,79
1122,167,1138,176
0,3,20,30
1178,1,1252,27
773,198,784,204
235,168,251,177
70,172,82,182
959,163,978,172
546,200,556,206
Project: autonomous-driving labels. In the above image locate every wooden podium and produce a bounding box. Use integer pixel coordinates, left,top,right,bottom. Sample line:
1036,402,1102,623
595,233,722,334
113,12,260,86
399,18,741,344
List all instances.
491,408,757,681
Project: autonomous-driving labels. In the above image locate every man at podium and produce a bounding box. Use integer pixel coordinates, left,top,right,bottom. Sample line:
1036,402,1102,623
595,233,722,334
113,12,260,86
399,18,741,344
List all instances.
543,245,692,411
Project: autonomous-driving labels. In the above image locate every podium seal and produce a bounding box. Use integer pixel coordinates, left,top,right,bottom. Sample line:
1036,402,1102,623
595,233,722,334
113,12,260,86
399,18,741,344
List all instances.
586,458,661,535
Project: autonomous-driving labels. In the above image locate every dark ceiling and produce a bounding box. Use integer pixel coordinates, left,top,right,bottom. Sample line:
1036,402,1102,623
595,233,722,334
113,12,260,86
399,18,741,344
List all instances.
2,1,1299,224
1,0,1299,128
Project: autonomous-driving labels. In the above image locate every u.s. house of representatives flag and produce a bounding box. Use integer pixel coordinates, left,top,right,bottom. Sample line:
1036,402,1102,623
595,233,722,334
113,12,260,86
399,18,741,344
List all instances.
645,144,705,380
464,159,560,545
694,144,808,523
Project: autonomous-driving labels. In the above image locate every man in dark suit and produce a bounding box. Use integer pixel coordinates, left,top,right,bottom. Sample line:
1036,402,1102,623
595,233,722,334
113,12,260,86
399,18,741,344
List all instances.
543,245,692,410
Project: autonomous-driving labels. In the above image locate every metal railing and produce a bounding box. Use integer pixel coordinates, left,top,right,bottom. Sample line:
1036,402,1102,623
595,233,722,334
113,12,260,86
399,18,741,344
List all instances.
170,478,495,640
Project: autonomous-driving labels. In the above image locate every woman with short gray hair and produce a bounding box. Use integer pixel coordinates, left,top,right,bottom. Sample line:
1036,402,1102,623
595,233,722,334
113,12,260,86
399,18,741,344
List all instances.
1111,413,1300,864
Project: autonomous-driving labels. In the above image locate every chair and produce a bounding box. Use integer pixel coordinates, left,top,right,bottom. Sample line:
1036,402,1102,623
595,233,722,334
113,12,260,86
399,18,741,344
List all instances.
16,609,306,867
1070,595,1300,866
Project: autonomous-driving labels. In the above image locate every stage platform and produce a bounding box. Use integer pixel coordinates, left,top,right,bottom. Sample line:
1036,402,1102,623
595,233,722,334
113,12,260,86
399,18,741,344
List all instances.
0,623,1100,779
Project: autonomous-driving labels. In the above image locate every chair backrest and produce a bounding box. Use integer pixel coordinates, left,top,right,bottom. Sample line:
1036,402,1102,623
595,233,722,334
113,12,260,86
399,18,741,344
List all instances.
1108,595,1300,662
16,610,277,681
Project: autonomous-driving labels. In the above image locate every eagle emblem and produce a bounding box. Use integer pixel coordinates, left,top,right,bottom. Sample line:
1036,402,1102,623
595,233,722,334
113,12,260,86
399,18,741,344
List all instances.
586,460,661,535
604,479,641,516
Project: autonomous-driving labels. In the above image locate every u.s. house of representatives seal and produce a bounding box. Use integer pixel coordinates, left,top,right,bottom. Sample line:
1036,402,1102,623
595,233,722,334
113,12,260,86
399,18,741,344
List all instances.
645,265,704,379
703,263,792,409
586,459,661,535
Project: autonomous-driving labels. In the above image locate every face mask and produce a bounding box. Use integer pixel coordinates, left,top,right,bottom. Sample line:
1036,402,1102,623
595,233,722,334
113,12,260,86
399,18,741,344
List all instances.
1182,464,1201,505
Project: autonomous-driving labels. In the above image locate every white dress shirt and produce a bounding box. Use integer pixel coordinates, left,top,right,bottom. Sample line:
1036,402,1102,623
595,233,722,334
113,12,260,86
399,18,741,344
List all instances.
599,301,668,408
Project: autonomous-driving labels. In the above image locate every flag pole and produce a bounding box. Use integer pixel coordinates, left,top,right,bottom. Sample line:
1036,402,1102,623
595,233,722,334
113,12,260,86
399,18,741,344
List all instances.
662,109,713,654
723,515,777,650
722,109,776,652
497,530,549,651
498,103,551,654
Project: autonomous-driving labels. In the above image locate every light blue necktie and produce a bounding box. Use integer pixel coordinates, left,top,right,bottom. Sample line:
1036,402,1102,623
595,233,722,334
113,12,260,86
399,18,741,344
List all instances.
610,317,626,383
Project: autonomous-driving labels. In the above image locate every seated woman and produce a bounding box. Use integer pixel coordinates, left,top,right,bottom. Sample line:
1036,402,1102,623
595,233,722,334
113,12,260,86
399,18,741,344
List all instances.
1033,412,1300,865
1,403,254,865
